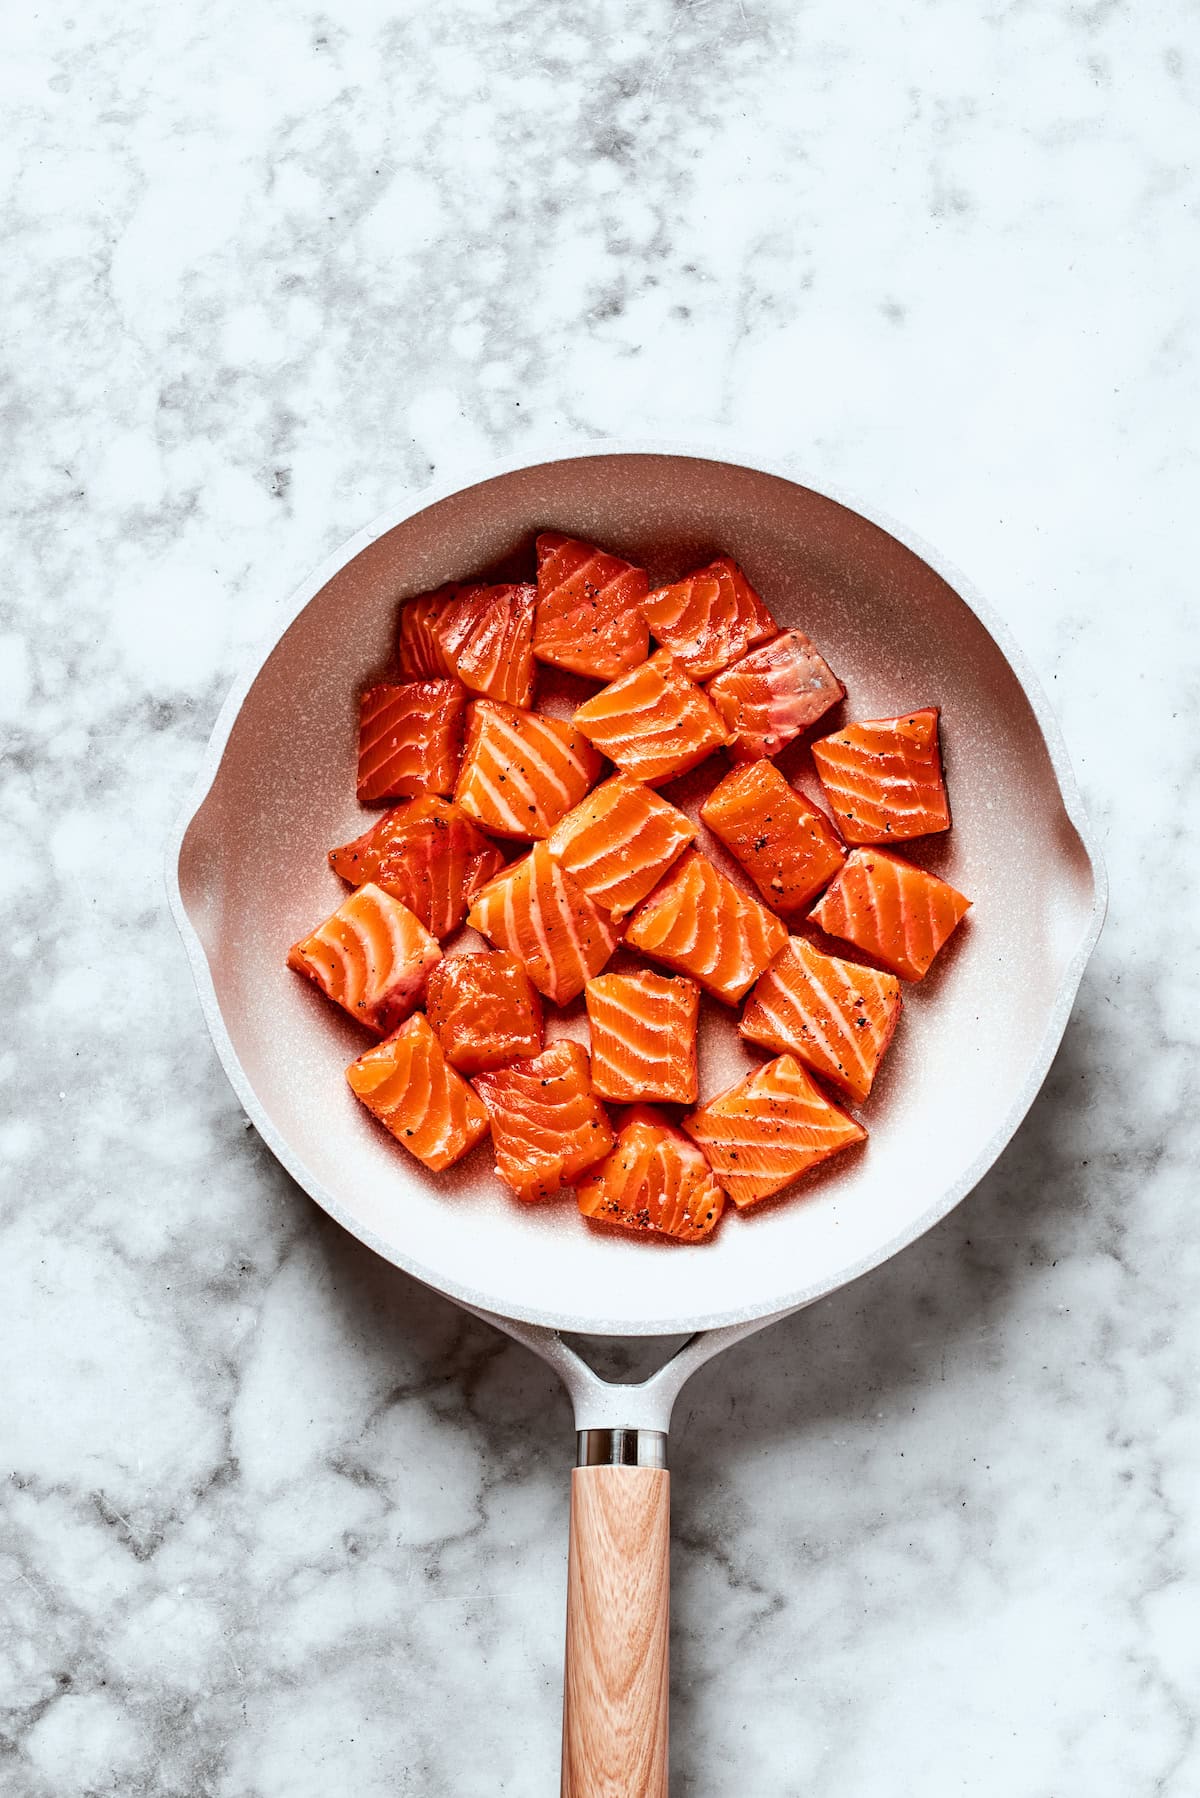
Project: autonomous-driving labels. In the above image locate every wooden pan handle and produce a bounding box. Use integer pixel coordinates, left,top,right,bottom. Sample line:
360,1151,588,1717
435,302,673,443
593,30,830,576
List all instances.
561,1464,670,1797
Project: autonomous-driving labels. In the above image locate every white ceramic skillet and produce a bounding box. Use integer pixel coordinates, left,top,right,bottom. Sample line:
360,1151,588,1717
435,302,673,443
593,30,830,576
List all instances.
168,445,1105,1796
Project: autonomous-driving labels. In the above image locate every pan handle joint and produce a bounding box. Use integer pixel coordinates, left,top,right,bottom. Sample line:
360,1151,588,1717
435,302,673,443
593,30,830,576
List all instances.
577,1427,668,1469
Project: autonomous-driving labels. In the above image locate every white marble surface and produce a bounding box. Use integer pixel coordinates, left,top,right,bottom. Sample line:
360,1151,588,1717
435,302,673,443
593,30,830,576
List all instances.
2,3,1196,1793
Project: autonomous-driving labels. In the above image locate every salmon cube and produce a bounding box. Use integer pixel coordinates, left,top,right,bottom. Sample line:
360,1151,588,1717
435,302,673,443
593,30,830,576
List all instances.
425,951,543,1075
576,1106,725,1242
584,968,699,1104
811,707,950,844
533,532,650,680
286,882,441,1035
573,648,730,787
809,848,971,981
706,630,843,761
434,582,538,708
467,842,620,1005
346,1013,489,1172
700,761,846,915
684,1054,866,1208
397,586,457,677
740,936,902,1103
455,699,602,840
546,773,697,920
328,796,504,939
639,555,777,681
474,1039,614,1202
625,848,787,1006
357,679,464,803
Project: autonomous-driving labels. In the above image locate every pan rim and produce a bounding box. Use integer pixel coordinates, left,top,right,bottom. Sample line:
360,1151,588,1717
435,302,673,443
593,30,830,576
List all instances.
165,438,1108,1336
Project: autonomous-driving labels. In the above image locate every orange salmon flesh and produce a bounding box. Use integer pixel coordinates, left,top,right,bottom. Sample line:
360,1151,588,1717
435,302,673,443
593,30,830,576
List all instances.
328,796,504,939
573,647,730,787
546,773,697,920
576,1106,725,1242
473,1039,613,1203
684,1054,866,1208
809,847,971,982
625,848,787,1005
639,554,777,681
434,582,538,709
426,950,544,1075
467,841,620,1005
397,585,458,678
700,760,846,916
357,679,465,804
740,935,902,1104
287,883,442,1036
533,532,650,680
297,529,972,1239
455,699,602,840
707,630,844,761
346,1012,490,1172
585,967,700,1105
811,707,950,844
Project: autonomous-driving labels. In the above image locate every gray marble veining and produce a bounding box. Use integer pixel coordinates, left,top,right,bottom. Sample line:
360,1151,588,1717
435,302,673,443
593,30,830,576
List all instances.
2,2,1197,1793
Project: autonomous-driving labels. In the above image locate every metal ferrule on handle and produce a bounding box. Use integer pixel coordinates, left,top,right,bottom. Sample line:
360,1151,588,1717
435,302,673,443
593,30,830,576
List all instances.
577,1428,668,1469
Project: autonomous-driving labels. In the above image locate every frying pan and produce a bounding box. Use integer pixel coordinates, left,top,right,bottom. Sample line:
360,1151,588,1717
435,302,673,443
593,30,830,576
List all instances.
168,445,1105,1796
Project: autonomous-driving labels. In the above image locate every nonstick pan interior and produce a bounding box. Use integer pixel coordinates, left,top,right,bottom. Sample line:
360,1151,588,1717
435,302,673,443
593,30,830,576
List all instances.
173,450,1103,1334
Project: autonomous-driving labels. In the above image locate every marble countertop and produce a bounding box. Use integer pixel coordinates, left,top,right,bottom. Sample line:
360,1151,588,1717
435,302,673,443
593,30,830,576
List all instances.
3,3,1195,1793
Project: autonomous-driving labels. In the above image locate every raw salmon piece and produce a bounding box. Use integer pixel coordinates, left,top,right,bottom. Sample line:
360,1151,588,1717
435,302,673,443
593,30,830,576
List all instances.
625,848,787,1005
683,1054,866,1208
286,882,441,1034
397,586,456,677
546,772,697,920
811,707,950,844
357,679,464,803
533,532,650,680
573,648,730,787
584,968,699,1104
434,582,538,708
740,936,902,1103
700,761,846,915
809,847,971,981
473,1039,614,1202
327,796,504,939
425,950,543,1074
576,1106,725,1242
639,555,777,681
455,699,602,840
706,630,844,761
345,1012,489,1172
467,842,620,1004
